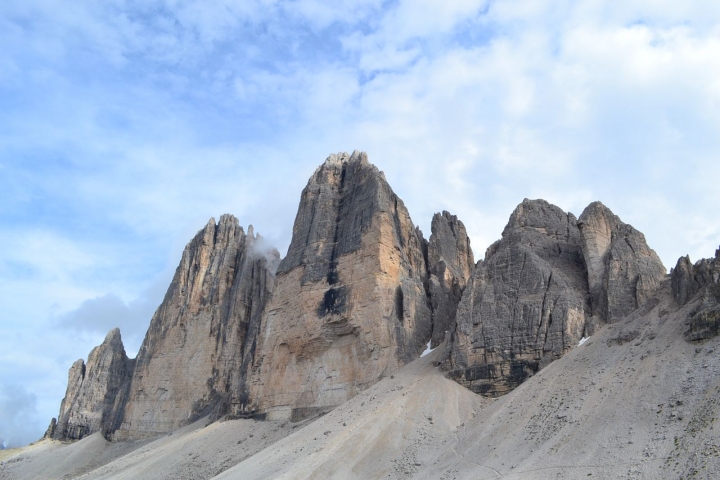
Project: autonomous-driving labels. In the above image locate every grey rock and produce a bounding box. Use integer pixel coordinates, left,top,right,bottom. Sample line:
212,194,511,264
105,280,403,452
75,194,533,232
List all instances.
42,417,56,439
577,201,666,323
247,151,432,420
671,248,720,306
672,247,720,341
443,199,590,396
51,328,134,441
115,215,278,439
427,211,474,348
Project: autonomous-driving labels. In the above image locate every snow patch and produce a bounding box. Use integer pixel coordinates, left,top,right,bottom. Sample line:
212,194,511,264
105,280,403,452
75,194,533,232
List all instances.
420,340,433,357
578,336,589,346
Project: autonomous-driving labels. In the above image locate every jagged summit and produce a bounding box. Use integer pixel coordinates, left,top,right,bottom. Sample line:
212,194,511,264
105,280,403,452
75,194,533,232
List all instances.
578,200,666,322
247,151,432,420
443,198,589,396
39,152,719,473
112,216,278,440
427,210,474,348
46,327,133,441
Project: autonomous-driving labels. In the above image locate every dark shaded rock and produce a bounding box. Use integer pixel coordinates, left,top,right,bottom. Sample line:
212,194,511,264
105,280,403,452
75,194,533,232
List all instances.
686,306,720,342
247,151,432,420
42,418,57,439
51,328,134,441
672,248,720,306
443,199,591,396
427,211,474,348
673,247,720,342
577,201,666,323
115,215,278,439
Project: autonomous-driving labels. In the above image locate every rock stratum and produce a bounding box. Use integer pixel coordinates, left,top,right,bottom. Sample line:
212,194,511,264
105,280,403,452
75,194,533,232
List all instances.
26,150,720,480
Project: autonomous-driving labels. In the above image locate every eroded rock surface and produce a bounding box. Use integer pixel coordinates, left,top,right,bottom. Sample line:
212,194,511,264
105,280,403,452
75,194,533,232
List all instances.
443,199,591,396
115,215,278,439
672,248,720,341
245,151,432,420
577,201,666,323
427,211,474,348
51,328,134,441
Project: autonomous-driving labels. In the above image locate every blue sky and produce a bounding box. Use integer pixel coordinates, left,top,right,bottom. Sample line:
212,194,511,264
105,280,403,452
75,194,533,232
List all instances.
2,0,720,447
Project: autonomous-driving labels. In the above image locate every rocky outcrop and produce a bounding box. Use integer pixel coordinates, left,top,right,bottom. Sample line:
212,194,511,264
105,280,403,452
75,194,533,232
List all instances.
671,249,720,306
115,215,278,439
443,199,590,396
577,202,666,323
427,211,474,348
671,248,720,341
50,328,134,441
245,151,432,421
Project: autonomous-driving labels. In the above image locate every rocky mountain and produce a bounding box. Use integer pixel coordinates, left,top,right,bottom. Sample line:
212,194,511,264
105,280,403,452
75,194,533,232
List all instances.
243,151,433,421
441,199,667,397
427,211,474,348
577,201,666,323
11,261,720,479
31,150,720,479
46,215,279,442
115,215,278,440
672,248,720,341
441,199,591,396
45,329,133,441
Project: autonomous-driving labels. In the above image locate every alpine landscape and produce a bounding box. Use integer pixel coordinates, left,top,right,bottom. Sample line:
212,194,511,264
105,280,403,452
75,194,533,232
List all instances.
2,152,719,479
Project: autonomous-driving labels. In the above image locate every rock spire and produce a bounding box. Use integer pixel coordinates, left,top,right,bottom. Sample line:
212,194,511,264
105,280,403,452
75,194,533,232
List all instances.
115,215,278,439
577,201,666,323
427,211,474,348
672,247,720,341
48,328,133,441
245,151,432,420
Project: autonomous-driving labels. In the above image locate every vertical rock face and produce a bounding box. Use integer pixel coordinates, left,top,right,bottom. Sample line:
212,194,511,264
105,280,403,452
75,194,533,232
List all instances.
246,151,432,421
443,199,590,396
427,211,474,348
671,249,720,306
51,328,134,441
672,248,720,341
577,201,666,323
116,215,278,439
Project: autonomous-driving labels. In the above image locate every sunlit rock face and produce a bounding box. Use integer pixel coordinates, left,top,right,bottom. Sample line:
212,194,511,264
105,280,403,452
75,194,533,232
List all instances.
50,328,134,441
115,215,278,439
245,151,432,421
443,199,591,396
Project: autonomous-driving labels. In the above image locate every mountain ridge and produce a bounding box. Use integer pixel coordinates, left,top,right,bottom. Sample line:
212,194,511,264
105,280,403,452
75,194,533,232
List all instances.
7,151,718,480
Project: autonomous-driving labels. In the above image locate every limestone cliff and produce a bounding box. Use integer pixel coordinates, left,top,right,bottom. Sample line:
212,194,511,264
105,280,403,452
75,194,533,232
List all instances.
577,201,666,323
245,151,432,421
115,215,278,439
427,211,474,348
49,328,133,441
443,199,590,396
671,248,720,341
